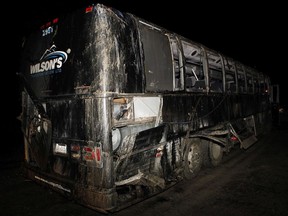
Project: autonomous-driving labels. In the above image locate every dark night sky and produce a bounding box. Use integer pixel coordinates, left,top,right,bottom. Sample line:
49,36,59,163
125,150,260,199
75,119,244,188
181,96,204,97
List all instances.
15,0,287,105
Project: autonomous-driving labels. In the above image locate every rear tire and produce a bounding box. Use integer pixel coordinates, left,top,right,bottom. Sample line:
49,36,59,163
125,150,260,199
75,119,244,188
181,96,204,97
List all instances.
208,141,223,167
183,140,202,179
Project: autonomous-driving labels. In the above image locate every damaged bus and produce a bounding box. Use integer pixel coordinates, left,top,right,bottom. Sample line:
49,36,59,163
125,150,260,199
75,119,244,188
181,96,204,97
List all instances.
18,3,272,213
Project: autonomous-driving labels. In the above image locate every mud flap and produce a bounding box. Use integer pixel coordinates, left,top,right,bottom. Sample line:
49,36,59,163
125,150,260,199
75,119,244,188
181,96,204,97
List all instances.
28,117,52,170
229,115,257,149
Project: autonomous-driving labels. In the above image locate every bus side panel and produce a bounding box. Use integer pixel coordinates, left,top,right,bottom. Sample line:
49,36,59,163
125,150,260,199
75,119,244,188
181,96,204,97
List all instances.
161,94,270,133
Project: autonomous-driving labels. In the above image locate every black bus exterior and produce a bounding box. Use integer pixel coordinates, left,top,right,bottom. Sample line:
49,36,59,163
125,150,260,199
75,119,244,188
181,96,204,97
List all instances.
18,4,272,213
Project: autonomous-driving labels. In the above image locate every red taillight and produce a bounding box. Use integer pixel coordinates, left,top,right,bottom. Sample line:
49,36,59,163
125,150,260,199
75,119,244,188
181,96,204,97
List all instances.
83,146,93,152
83,146,94,161
71,144,80,152
96,148,101,161
82,143,103,168
230,136,238,141
53,18,59,24
85,6,93,13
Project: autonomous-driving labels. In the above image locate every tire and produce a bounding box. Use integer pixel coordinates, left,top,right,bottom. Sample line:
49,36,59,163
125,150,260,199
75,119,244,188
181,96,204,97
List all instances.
208,141,223,167
183,140,202,179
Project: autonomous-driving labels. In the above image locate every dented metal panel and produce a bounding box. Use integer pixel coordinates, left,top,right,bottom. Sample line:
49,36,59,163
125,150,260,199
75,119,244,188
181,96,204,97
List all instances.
134,96,161,119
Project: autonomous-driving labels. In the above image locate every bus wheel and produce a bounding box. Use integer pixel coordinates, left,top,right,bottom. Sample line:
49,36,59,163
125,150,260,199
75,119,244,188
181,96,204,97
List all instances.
183,141,202,179
208,141,223,167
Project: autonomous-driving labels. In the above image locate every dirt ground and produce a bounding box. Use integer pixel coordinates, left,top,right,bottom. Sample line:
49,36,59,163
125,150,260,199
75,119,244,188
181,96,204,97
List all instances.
2,118,288,216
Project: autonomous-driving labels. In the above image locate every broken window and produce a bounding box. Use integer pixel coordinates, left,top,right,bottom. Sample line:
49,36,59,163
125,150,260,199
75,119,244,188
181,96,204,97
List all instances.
253,74,260,94
207,50,223,93
224,57,237,93
259,74,269,95
181,40,206,92
168,35,184,91
246,70,254,94
236,63,246,93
